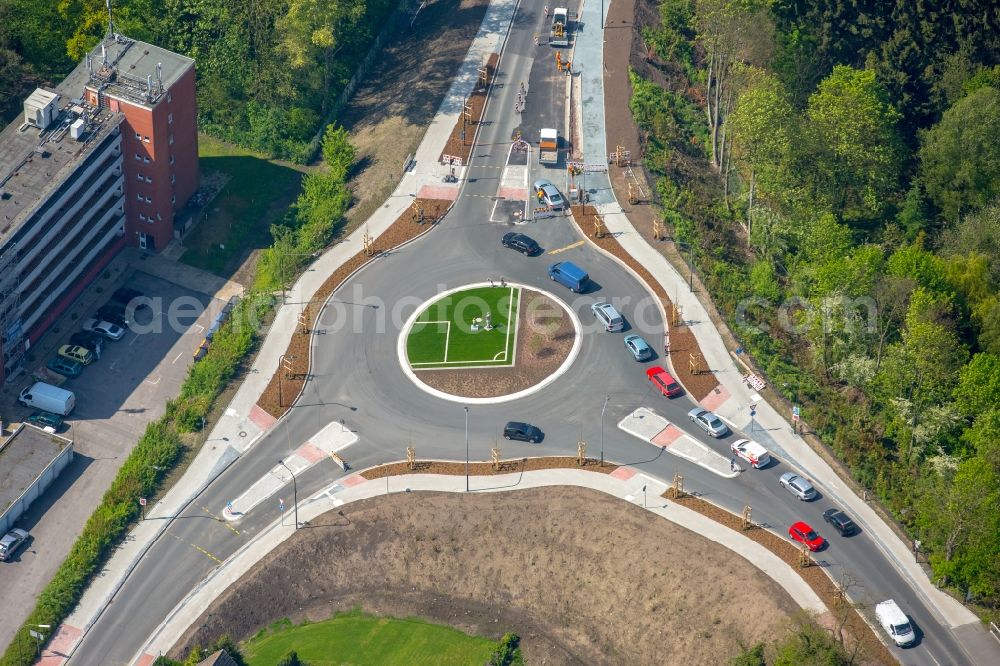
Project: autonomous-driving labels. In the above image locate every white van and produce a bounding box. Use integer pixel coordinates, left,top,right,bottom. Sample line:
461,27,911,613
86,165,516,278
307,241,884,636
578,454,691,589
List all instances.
18,382,76,416
875,599,915,646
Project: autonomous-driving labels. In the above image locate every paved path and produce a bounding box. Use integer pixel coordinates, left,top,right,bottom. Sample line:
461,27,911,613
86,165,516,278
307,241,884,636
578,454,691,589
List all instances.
134,467,830,661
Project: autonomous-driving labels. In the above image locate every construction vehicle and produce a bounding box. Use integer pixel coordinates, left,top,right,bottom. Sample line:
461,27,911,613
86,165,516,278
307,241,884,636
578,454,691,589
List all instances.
539,128,559,165
550,8,569,47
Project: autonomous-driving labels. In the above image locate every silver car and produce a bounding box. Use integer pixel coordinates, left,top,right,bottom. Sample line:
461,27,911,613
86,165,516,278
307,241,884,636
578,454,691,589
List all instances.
688,407,729,438
532,179,565,209
624,335,652,361
0,528,30,561
779,472,817,501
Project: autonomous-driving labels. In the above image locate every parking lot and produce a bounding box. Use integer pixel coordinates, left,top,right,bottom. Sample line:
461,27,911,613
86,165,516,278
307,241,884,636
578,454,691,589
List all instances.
0,263,235,649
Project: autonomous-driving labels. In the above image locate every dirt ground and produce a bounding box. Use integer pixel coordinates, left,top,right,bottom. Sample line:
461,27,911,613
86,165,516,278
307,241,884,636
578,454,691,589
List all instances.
171,487,800,665
414,289,575,398
340,0,491,228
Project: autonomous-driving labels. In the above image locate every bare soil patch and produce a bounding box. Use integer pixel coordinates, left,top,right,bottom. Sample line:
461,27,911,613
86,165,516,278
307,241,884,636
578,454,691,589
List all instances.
570,204,719,401
359,456,615,480
341,0,492,229
257,200,451,418
171,486,800,665
413,289,574,398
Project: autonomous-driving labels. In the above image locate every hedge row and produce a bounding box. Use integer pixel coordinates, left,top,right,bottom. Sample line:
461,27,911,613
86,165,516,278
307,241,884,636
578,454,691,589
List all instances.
1,295,273,666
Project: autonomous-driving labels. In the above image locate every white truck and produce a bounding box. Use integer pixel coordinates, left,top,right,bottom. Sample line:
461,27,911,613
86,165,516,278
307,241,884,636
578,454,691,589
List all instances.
18,382,76,416
730,439,771,468
550,8,569,47
539,128,559,165
875,599,915,647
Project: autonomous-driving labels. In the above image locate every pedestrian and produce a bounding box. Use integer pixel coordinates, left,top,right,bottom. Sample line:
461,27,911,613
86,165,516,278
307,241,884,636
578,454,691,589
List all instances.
500,277,507,288
489,278,495,287
730,458,737,472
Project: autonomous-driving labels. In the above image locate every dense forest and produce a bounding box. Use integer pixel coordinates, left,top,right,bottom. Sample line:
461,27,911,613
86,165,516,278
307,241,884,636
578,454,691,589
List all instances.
0,0,397,161
632,0,1000,614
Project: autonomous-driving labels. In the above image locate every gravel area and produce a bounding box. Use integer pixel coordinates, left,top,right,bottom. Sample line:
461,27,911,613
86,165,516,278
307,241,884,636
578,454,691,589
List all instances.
412,289,575,398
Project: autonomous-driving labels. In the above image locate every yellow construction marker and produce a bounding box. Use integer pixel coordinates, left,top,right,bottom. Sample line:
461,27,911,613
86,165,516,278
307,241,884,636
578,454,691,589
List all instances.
548,240,585,254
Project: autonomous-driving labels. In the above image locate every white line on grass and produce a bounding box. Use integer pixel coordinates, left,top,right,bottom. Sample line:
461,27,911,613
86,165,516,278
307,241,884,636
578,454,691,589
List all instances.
443,321,451,362
507,287,520,367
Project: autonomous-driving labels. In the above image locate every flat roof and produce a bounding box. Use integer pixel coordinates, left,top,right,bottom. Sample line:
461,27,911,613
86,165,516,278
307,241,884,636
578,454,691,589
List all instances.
0,100,122,247
69,34,194,109
0,424,72,514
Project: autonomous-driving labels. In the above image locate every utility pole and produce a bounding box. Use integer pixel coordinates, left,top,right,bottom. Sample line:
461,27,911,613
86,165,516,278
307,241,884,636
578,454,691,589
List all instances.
277,459,298,529
464,406,470,491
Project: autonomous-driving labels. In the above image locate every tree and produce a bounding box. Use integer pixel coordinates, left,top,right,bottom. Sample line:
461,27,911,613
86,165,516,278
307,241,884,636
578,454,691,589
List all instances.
919,86,1000,221
953,353,1000,417
320,123,356,181
804,66,903,221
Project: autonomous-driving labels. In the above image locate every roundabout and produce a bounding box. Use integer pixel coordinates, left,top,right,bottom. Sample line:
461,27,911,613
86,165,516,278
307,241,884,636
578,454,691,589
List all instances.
399,282,581,403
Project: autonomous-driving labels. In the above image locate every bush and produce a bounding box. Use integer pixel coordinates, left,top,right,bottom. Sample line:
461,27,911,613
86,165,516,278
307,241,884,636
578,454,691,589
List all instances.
489,632,523,666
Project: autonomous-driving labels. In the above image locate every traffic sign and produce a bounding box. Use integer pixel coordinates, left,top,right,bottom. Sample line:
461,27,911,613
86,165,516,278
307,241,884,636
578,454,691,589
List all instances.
279,498,285,512
138,497,147,506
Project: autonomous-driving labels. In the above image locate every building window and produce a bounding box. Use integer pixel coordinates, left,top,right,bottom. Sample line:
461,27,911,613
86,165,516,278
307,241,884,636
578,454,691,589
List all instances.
169,134,174,145
171,194,176,204
143,157,150,164
136,193,143,202
170,174,176,184
169,154,175,165
134,131,141,140
168,113,173,125
167,92,172,103
144,196,151,203
143,135,150,143
135,153,141,161
145,176,153,184
136,173,143,181
139,213,146,221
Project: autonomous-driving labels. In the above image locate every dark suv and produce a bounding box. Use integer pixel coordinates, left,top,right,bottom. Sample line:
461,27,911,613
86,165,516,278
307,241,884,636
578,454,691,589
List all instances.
112,287,151,311
822,508,857,536
70,331,105,359
503,421,543,443
97,303,130,328
501,232,540,256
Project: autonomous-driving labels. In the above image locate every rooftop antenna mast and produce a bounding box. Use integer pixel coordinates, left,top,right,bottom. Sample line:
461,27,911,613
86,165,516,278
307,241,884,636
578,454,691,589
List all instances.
106,0,119,38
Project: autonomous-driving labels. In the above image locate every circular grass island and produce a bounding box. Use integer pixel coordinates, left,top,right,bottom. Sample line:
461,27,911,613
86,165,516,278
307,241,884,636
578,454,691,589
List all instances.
399,283,580,401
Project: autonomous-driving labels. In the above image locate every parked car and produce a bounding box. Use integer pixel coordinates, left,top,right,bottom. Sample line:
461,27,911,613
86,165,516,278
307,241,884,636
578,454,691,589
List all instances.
26,411,64,433
646,366,683,397
112,287,150,310
47,356,83,378
18,382,76,416
624,335,653,361
532,179,564,209
70,331,105,359
0,528,30,562
779,472,817,501
58,344,94,366
788,521,824,551
96,304,129,328
503,421,543,443
501,232,540,255
83,317,125,340
822,508,857,536
688,407,729,438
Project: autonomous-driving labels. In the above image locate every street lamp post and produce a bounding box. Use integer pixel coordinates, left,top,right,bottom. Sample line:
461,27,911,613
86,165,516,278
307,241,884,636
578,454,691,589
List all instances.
464,406,470,492
277,459,299,529
600,394,610,467
26,624,50,660
277,353,286,407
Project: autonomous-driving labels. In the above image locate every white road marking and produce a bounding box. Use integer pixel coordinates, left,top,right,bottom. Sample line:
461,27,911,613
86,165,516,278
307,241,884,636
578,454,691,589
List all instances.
144,375,161,386
171,351,184,364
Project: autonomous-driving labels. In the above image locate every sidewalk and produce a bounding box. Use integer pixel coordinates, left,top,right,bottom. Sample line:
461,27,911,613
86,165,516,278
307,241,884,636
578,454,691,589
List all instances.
134,466,830,662
51,0,523,660
572,0,990,647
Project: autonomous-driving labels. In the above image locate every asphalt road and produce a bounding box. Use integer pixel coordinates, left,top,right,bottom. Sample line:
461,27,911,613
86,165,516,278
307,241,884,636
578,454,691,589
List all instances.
70,3,973,665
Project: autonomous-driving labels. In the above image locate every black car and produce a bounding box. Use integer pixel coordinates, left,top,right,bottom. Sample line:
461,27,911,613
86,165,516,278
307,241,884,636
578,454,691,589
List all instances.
822,508,857,536
501,232,541,256
112,287,151,310
70,331,105,359
503,421,543,443
97,303,130,328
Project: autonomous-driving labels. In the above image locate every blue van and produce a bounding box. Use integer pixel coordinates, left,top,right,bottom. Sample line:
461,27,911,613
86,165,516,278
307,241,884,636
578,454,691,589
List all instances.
548,261,589,293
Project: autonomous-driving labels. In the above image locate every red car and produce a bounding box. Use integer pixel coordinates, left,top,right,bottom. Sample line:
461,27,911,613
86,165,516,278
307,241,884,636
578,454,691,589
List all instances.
789,521,824,551
646,366,683,398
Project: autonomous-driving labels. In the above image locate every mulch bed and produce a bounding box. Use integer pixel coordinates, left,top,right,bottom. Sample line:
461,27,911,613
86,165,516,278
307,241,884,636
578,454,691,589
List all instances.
439,53,500,165
569,204,719,402
257,199,451,418
413,290,574,398
670,492,896,665
359,456,617,480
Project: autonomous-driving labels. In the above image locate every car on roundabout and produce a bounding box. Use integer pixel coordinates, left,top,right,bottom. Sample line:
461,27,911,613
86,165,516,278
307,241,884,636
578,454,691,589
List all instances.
779,472,817,501
501,232,541,256
646,365,682,397
788,521,824,551
822,507,857,535
687,407,729,437
503,421,543,443
624,334,653,361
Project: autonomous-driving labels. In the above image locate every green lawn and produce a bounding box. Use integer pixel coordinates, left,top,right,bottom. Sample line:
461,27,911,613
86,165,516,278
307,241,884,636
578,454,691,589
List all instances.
180,135,305,276
243,611,497,666
407,286,520,368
